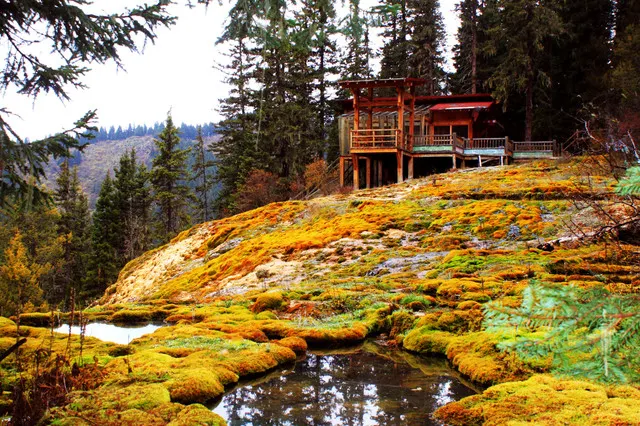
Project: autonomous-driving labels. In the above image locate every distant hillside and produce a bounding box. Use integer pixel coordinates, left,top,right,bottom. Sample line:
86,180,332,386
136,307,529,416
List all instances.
45,134,219,207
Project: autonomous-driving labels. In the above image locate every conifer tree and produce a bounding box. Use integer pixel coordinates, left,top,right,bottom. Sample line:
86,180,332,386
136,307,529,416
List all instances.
379,0,411,79
540,0,615,140
451,0,480,94
114,149,151,261
213,0,260,214
150,114,194,242
486,0,563,141
87,174,120,297
53,161,92,305
377,0,445,94
302,0,340,158
407,0,446,95
191,126,215,222
340,0,374,82
610,2,640,123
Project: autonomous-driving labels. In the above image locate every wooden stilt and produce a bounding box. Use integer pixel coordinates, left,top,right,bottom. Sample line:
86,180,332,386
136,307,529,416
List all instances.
352,154,359,190
500,156,504,166
397,151,404,183
378,160,383,186
452,155,457,170
478,155,483,167
408,156,414,179
339,157,345,187
365,157,371,189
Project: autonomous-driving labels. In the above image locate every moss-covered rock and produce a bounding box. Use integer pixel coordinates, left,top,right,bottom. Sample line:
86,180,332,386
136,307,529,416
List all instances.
435,375,640,426
167,404,226,426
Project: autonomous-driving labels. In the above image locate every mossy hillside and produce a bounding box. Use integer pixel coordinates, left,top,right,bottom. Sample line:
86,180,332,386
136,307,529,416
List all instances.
5,159,640,424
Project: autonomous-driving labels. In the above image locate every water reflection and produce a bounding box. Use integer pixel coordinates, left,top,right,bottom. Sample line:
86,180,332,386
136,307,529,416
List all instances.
53,322,162,345
212,343,476,425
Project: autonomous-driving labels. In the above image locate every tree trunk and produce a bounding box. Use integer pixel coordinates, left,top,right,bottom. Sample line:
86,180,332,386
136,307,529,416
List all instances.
525,76,534,141
471,0,478,94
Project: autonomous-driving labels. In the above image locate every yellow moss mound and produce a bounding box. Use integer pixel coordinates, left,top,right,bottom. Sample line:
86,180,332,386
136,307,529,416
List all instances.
167,404,226,426
435,375,640,426
273,336,308,354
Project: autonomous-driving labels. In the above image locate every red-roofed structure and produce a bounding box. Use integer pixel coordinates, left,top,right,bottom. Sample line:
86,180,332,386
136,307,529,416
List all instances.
337,78,557,189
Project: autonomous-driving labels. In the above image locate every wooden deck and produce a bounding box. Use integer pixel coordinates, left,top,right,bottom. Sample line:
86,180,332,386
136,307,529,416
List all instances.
349,129,557,159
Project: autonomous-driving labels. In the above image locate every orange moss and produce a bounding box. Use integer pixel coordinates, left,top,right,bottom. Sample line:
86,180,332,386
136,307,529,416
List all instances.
273,336,308,354
435,375,640,426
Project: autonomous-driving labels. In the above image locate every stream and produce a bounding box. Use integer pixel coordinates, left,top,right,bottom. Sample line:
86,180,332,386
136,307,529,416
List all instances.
52,322,163,345
211,341,478,426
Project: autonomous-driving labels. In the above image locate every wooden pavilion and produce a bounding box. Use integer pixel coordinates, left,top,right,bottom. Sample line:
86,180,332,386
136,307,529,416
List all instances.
338,78,557,189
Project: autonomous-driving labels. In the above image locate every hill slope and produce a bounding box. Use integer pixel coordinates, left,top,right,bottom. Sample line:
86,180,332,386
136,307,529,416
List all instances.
7,158,639,425
44,134,219,206
103,158,622,305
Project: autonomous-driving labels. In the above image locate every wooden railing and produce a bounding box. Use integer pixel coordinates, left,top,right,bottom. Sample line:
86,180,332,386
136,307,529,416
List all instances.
512,141,556,152
413,134,457,146
467,138,507,149
350,129,401,149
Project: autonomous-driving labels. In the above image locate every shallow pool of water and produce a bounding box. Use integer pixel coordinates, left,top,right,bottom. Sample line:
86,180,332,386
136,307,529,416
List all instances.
53,322,162,345
212,342,477,425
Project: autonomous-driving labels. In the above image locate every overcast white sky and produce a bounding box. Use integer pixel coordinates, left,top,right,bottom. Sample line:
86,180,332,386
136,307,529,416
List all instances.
4,0,460,141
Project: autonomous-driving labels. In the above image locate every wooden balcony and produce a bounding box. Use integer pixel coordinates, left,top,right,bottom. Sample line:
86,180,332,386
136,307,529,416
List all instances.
349,130,557,159
350,129,403,151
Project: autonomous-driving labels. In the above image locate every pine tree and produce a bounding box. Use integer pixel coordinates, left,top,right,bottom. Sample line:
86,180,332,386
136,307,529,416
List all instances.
610,2,640,123
340,0,374,82
407,0,446,95
87,173,120,297
191,126,215,222
379,0,411,79
53,161,92,305
451,0,480,94
540,0,615,140
486,0,563,141
114,149,151,261
376,0,445,94
213,0,261,214
302,0,340,159
0,232,48,319
150,114,194,242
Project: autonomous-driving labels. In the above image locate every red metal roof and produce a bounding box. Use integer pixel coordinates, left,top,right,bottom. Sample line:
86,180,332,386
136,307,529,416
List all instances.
430,101,493,110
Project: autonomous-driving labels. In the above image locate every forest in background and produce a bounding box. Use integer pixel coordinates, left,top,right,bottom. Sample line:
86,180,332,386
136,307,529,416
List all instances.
213,0,639,215
1,0,639,313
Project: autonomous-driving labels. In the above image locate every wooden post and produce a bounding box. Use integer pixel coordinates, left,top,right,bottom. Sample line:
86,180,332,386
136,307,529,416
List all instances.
353,90,360,134
408,156,414,179
409,85,416,150
478,155,483,167
365,157,371,189
461,158,466,169
352,154,359,190
368,87,374,130
378,160,383,186
397,87,405,149
452,155,457,170
339,157,345,187
500,156,504,166
397,151,404,183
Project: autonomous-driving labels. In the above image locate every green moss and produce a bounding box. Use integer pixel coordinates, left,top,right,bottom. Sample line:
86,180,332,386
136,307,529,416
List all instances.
403,328,454,354
0,316,15,328
167,404,226,426
435,375,640,426
252,292,284,312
